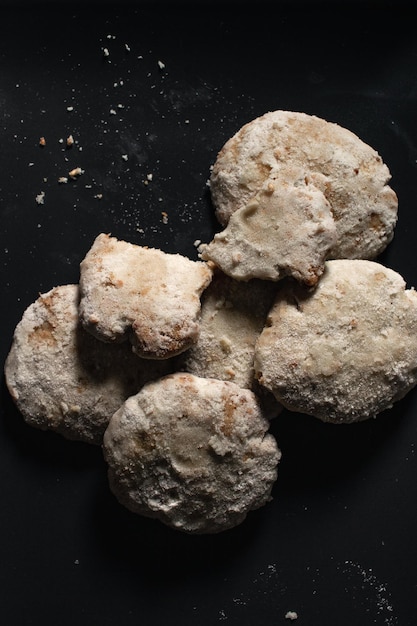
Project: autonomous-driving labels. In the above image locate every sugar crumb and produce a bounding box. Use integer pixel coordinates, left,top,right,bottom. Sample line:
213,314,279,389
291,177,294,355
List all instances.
35,191,45,205
285,611,298,621
68,167,84,179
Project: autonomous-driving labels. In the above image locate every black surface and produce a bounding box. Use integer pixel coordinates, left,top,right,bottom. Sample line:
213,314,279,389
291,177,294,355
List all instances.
1,2,417,625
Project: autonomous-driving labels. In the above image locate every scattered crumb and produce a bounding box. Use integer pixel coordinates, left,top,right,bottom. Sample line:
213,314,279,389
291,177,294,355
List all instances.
39,136,46,147
285,611,298,621
161,211,168,224
66,135,74,148
147,173,153,181
58,177,68,184
35,191,45,205
94,193,103,200
157,60,165,70
66,106,74,112
68,167,84,179
103,47,110,58
121,154,128,161
193,239,202,248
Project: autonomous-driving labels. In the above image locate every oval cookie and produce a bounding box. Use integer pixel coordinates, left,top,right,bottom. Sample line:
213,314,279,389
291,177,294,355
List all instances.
210,110,398,260
255,260,417,423
103,372,281,533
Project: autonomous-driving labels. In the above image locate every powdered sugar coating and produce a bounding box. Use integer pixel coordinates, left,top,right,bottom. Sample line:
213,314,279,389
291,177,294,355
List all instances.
201,171,337,286
178,268,282,418
103,372,281,533
255,260,417,423
210,110,398,260
4,285,175,444
79,233,213,359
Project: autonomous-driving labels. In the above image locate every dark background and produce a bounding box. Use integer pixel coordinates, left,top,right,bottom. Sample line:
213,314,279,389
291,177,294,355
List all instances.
1,2,417,624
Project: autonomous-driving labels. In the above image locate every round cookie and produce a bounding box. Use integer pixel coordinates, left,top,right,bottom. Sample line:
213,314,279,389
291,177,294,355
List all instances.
210,110,398,260
103,372,281,533
254,260,417,423
4,284,175,444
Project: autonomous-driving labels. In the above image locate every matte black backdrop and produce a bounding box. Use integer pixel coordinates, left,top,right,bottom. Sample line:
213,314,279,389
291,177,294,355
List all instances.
1,2,417,625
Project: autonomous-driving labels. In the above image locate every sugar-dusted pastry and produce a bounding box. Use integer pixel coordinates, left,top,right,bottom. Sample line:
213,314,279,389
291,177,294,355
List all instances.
4,285,175,444
179,268,282,418
210,110,398,260
79,233,213,359
255,260,417,423
201,170,336,286
103,372,281,533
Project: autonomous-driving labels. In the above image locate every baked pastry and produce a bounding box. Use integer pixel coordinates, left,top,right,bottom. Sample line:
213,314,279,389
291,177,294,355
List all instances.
209,110,398,260
79,233,213,359
103,372,281,533
201,170,336,286
178,268,282,418
4,284,175,444
255,260,417,423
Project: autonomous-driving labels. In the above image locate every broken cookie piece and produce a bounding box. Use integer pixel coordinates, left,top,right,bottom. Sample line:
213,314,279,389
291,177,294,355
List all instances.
4,285,176,444
201,173,336,286
255,260,417,423
103,372,281,534
79,233,213,359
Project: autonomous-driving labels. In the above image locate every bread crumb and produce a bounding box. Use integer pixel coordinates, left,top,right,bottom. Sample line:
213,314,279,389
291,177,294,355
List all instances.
285,611,298,621
58,177,68,184
161,211,168,224
39,136,46,147
66,135,74,148
68,167,84,179
35,191,45,205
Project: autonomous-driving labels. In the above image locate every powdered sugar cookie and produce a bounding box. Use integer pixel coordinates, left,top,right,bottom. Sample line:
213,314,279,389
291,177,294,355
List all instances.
210,110,398,260
201,171,336,286
103,372,281,533
4,285,175,444
178,268,282,418
79,233,213,359
255,260,417,423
